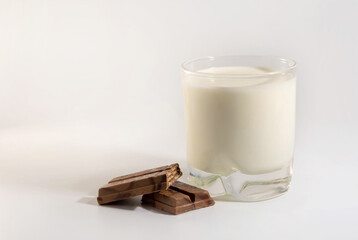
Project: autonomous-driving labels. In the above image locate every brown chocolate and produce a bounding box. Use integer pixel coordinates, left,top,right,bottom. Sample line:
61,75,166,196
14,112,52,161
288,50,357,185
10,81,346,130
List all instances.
142,181,215,215
97,163,182,205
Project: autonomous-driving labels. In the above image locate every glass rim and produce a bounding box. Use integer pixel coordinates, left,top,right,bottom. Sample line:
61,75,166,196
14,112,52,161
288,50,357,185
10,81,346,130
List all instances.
181,55,296,79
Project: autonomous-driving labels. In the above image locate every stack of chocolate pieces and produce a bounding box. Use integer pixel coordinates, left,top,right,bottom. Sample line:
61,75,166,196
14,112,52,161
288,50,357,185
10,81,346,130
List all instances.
97,163,215,215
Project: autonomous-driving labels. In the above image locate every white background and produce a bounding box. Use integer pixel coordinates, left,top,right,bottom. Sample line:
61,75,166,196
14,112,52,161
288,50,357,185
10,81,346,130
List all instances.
1,0,357,239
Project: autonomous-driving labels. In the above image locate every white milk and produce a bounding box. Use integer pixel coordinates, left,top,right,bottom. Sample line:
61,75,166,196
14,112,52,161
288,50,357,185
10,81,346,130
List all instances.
183,67,296,175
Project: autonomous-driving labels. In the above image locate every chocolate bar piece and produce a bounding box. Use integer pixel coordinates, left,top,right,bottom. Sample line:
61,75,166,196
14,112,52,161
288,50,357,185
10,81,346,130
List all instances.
142,181,215,215
97,163,182,205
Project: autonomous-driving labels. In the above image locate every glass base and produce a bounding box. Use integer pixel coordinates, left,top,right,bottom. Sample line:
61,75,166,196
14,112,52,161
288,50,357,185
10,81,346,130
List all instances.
188,164,292,202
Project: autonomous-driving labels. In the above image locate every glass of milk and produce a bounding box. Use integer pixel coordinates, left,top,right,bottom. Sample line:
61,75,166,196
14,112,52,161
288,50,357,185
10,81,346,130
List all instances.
182,56,296,201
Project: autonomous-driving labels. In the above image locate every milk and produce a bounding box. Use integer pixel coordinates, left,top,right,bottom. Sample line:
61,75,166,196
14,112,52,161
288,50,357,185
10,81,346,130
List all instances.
183,67,296,175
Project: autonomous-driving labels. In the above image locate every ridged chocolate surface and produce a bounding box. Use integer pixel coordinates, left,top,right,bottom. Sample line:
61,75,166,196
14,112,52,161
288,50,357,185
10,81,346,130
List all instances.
97,163,182,205
142,181,215,215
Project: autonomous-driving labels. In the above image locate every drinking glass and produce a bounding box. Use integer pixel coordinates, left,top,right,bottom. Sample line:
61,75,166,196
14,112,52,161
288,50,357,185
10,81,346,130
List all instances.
182,56,296,201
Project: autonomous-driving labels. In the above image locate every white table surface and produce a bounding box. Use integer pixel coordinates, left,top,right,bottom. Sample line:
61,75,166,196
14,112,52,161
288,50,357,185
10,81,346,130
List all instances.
1,125,357,240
